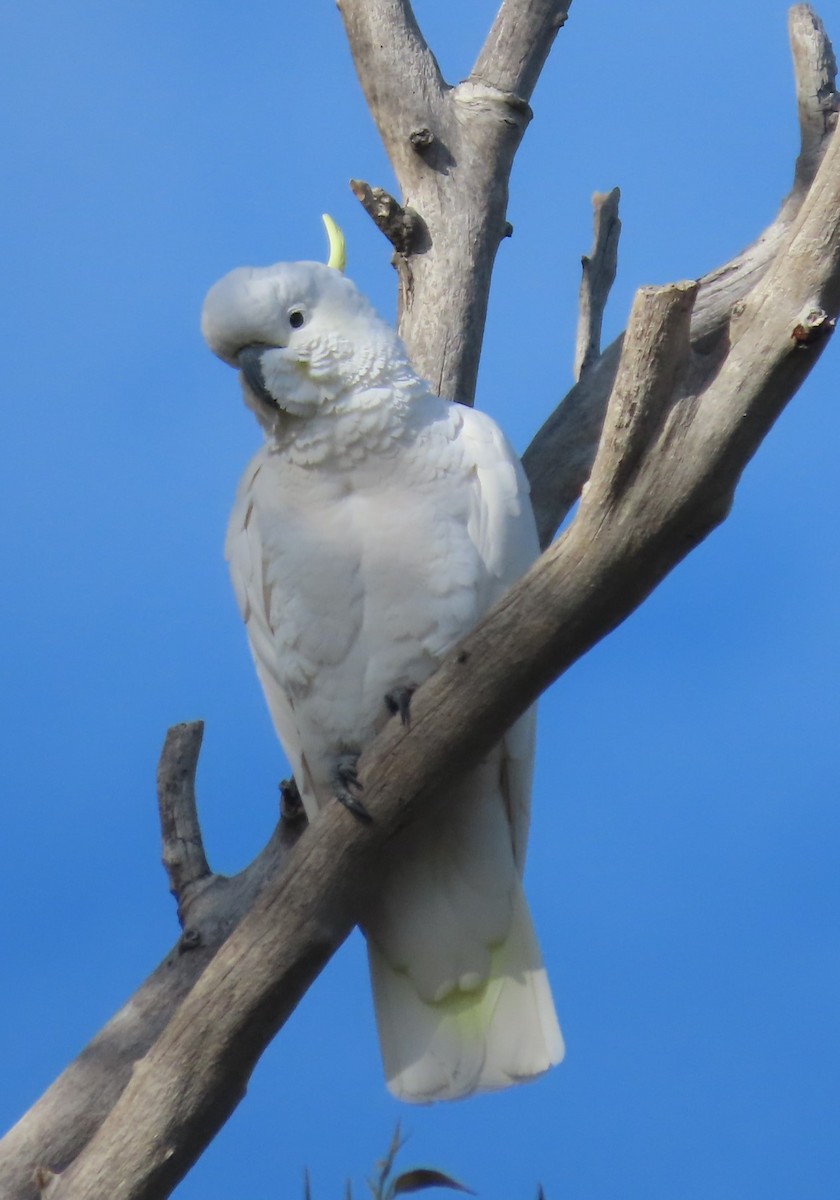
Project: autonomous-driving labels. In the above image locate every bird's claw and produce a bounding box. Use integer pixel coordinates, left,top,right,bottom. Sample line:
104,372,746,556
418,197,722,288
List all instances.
279,777,307,827
384,685,416,729
332,754,372,823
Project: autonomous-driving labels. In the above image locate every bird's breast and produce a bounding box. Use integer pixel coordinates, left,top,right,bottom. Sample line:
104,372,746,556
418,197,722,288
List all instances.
249,447,486,765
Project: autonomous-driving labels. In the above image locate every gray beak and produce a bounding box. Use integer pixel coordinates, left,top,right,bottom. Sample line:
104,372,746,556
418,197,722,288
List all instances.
237,344,279,408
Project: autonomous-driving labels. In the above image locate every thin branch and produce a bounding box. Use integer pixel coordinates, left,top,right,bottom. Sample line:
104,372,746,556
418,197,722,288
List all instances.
0,764,302,1200
471,0,571,101
348,180,427,256
523,3,839,548
157,722,210,906
574,187,621,380
788,4,839,203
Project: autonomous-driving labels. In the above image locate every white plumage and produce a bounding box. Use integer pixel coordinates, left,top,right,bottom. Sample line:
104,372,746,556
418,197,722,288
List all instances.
202,248,563,1101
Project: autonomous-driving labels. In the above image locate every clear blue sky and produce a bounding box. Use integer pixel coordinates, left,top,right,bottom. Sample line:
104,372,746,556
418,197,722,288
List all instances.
1,3,838,1197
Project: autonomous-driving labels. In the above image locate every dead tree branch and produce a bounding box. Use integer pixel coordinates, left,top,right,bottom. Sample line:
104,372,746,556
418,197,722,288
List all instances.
574,188,621,380
339,0,570,402
1,4,837,1199
524,2,839,547
0,728,302,1200
41,109,840,1186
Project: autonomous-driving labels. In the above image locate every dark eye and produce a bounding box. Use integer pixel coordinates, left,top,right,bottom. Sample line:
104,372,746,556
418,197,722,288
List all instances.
289,310,305,329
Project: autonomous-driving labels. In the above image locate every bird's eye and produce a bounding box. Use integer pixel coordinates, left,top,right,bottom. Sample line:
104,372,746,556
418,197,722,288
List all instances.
289,310,305,329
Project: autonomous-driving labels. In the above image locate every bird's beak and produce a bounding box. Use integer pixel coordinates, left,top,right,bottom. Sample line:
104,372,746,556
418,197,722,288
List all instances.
237,344,280,408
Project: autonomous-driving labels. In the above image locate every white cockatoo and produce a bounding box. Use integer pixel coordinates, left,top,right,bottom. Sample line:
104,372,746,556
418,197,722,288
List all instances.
201,218,563,1102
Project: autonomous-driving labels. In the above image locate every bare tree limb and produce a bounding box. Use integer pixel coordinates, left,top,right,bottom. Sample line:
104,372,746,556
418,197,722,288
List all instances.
337,0,447,165
341,0,567,402
523,1,839,548
574,187,621,380
348,180,426,257
158,722,211,908
584,280,696,508
39,35,840,1193
788,4,838,204
471,0,570,100
0,729,303,1200
1,6,837,1199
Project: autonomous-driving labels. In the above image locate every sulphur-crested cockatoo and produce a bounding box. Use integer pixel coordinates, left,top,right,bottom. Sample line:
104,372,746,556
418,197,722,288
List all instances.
201,217,563,1102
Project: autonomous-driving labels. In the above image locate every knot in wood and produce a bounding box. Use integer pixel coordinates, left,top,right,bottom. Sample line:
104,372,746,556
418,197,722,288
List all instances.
179,928,202,952
409,127,434,152
791,307,835,347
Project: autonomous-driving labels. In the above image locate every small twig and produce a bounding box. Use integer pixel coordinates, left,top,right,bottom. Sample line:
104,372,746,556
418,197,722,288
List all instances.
349,179,426,256
574,187,621,379
157,721,211,907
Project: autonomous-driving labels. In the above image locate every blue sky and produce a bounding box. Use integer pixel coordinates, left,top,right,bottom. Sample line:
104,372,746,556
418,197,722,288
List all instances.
1,2,838,1198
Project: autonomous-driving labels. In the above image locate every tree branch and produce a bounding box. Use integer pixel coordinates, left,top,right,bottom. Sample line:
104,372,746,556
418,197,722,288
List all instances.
523,1,839,548
2,7,838,1200
0,729,303,1200
338,0,448,181
470,0,571,100
341,0,567,402
158,722,210,909
584,280,696,509
574,187,621,380
348,180,427,257
788,4,838,203
39,34,840,1192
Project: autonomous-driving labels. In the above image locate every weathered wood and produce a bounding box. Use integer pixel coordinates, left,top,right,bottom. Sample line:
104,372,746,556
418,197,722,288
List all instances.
575,188,621,381
41,40,840,1197
1,4,838,1199
339,0,569,403
157,722,211,907
0,729,301,1200
523,2,839,547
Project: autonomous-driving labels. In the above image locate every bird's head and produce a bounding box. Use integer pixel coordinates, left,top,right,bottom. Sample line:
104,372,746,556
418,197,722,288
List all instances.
201,220,411,430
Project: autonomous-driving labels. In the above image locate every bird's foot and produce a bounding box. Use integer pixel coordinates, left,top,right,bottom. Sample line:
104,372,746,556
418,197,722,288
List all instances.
384,685,416,729
332,753,372,823
279,777,307,827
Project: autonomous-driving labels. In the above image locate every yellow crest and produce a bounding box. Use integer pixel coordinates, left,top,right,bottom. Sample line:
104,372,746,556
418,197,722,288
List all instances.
322,213,346,273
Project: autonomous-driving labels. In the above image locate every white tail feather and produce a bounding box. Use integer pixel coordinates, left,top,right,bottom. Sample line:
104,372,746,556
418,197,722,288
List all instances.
368,881,564,1103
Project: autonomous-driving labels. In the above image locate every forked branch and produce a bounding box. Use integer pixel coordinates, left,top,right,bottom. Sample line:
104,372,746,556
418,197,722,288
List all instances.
524,2,839,547
2,6,838,1200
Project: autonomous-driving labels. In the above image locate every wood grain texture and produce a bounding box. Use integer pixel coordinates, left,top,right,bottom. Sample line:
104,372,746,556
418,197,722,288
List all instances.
2,5,838,1199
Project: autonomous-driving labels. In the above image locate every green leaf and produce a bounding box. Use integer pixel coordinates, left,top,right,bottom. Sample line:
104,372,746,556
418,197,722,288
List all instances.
390,1168,475,1196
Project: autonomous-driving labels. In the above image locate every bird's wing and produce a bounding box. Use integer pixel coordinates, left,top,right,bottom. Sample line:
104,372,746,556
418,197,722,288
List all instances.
456,404,540,872
365,405,557,1101
225,450,311,804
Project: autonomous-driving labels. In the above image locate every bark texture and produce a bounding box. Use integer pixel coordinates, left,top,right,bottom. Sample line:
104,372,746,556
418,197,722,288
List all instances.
1,4,838,1199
